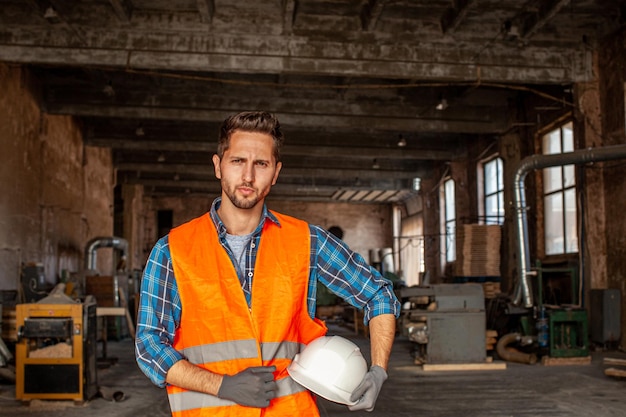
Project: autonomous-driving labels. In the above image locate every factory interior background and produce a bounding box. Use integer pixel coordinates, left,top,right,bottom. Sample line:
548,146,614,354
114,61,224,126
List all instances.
1,0,626,414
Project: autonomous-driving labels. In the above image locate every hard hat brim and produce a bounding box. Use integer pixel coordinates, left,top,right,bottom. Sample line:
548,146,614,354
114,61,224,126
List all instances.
288,357,358,405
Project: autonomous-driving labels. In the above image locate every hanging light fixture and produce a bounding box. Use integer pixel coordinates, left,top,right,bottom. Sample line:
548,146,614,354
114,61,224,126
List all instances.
397,135,407,147
412,177,421,191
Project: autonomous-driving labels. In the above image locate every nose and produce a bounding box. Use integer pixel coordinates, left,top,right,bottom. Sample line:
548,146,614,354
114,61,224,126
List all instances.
242,162,254,182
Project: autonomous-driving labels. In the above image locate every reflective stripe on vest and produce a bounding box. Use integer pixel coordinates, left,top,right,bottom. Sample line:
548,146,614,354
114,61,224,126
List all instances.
182,340,304,365
167,211,327,417
168,374,308,413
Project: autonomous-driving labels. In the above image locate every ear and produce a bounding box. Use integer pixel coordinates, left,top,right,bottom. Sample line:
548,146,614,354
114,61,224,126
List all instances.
272,161,282,185
212,154,222,179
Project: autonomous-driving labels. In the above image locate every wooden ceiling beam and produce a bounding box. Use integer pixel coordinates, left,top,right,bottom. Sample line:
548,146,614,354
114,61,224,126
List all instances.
90,138,463,160
51,103,505,134
0,37,588,84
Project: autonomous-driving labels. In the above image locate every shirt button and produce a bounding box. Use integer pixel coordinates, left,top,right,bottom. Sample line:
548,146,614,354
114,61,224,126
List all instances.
251,243,256,248
248,272,253,277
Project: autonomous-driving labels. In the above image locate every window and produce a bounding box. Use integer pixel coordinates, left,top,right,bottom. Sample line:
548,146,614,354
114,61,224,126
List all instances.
440,178,456,264
542,122,578,255
399,213,424,287
479,156,505,225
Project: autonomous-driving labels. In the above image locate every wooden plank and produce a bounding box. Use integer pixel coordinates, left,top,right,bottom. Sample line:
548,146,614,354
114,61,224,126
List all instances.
605,367,626,378
422,362,507,371
96,307,126,317
118,288,135,338
603,357,626,366
541,356,591,366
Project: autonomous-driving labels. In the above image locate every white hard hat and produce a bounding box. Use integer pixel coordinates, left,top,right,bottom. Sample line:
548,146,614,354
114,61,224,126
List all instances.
287,335,368,405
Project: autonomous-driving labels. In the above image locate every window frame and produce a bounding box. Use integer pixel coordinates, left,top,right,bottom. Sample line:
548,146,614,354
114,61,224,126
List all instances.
541,121,579,256
440,177,456,268
478,155,505,225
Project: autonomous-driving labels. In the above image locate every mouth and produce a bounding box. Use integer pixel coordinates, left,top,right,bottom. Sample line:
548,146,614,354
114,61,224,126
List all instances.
237,185,255,196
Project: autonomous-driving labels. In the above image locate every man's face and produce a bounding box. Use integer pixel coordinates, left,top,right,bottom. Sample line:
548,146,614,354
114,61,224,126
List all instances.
212,130,282,210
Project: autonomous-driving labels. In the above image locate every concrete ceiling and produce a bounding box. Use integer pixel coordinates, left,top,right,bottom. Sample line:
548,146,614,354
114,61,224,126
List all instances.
1,0,623,203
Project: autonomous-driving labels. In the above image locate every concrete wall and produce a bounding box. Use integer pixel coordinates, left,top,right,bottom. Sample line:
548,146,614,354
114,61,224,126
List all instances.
0,64,114,295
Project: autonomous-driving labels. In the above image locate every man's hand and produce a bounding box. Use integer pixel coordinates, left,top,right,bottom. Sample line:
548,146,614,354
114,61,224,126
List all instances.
348,365,388,412
217,366,278,408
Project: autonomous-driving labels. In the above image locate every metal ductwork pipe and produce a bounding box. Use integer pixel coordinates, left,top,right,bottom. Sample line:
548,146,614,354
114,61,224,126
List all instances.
513,144,626,307
496,333,537,365
84,236,129,272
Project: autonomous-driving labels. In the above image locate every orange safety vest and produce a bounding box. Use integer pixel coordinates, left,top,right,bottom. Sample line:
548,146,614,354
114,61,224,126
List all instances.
167,211,327,417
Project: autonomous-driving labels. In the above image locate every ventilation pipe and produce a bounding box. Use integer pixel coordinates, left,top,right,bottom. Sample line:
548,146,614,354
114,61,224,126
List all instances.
84,236,129,273
513,144,626,307
496,333,537,364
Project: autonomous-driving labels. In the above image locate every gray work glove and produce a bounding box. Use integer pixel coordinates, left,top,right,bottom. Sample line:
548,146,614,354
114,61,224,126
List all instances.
217,366,277,408
348,365,388,412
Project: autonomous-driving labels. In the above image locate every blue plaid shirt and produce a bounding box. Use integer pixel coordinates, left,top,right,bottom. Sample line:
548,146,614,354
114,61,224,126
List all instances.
135,198,400,387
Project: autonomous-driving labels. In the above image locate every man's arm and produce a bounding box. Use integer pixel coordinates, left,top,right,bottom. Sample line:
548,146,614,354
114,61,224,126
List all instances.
167,360,278,408
166,360,223,395
135,236,185,388
347,313,396,412
368,313,396,370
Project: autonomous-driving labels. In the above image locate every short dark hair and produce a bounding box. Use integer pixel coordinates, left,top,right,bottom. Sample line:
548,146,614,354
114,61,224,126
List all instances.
217,111,284,162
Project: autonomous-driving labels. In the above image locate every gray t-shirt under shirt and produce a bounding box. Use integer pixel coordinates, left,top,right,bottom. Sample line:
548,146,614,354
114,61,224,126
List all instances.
225,232,254,283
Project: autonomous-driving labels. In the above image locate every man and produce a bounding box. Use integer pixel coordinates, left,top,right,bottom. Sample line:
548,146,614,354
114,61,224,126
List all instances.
135,111,400,416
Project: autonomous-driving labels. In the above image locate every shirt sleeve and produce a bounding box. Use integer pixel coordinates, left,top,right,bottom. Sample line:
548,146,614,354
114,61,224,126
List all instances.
134,235,184,388
310,225,401,324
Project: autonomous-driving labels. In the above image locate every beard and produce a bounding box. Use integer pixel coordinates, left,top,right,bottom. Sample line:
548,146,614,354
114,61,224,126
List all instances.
222,180,270,209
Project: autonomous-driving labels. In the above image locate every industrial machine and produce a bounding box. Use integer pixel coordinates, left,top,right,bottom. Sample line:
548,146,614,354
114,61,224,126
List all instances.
400,283,486,364
15,289,97,404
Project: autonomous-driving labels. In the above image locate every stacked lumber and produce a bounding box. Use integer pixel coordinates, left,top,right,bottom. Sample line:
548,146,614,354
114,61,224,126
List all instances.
604,357,626,378
486,330,498,352
482,281,502,299
1,306,16,342
455,224,501,277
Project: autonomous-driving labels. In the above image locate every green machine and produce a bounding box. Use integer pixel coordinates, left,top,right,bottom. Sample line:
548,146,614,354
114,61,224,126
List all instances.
527,260,589,358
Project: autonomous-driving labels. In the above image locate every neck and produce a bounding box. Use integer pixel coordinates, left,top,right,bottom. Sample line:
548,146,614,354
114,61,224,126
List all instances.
217,197,264,235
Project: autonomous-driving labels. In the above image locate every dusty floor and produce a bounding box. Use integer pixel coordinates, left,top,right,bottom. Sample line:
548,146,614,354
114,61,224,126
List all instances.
1,323,625,417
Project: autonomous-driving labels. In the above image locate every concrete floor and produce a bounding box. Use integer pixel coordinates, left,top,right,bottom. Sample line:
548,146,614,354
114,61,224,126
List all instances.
1,323,625,417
